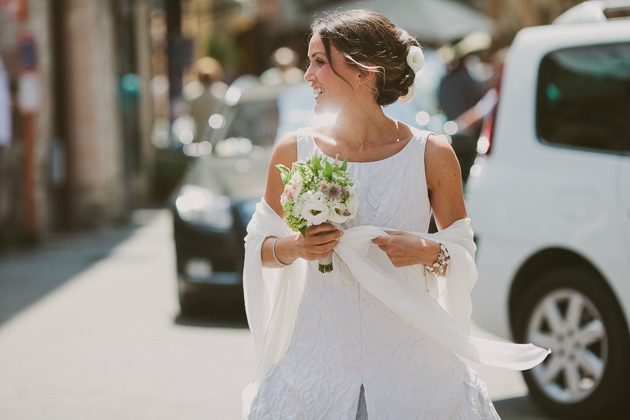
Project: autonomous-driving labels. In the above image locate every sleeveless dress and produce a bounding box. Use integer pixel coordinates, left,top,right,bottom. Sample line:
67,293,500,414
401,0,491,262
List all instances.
248,129,500,419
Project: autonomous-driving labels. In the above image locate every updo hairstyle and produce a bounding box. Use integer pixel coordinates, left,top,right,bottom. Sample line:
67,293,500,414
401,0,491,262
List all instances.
309,10,420,106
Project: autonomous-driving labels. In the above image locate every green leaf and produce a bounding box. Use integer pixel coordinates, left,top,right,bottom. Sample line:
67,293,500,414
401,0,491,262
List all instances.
324,160,333,179
276,163,290,173
299,226,307,237
340,158,348,171
311,155,322,172
276,164,291,184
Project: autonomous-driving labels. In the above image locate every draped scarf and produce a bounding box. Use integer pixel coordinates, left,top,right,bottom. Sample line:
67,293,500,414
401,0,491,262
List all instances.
242,199,549,417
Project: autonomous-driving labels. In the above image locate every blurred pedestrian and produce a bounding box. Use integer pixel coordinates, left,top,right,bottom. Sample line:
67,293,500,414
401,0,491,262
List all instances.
184,57,227,141
260,47,304,86
437,31,492,183
452,47,507,135
242,10,548,420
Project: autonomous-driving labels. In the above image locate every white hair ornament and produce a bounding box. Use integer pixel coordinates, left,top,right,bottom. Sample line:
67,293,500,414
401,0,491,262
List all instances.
399,46,424,104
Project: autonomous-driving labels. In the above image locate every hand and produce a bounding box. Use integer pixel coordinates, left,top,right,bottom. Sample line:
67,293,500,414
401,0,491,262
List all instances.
372,230,440,268
291,223,344,261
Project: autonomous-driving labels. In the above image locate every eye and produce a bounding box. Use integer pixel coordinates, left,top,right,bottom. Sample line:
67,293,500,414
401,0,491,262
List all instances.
306,58,326,70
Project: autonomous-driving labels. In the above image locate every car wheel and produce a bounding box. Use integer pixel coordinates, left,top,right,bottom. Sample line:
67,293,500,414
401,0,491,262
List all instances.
514,267,630,419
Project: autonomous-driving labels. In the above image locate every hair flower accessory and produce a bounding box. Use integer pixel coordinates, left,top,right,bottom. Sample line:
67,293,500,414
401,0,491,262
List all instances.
398,85,415,104
399,46,424,104
406,46,424,73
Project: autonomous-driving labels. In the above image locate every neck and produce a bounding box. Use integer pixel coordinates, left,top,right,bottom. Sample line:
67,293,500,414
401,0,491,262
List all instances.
333,100,396,150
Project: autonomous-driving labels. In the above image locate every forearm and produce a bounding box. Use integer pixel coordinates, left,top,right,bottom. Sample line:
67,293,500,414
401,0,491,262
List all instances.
261,235,299,268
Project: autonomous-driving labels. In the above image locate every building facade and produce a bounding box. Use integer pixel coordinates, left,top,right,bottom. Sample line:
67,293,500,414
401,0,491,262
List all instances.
0,0,154,248
481,0,586,46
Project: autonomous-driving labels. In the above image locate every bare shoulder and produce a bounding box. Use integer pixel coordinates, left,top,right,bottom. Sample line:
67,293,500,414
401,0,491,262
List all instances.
265,131,297,215
271,131,298,167
423,133,467,227
425,133,458,163
424,133,461,187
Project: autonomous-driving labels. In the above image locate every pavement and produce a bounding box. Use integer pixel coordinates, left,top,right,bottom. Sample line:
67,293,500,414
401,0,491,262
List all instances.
0,209,554,420
0,210,255,420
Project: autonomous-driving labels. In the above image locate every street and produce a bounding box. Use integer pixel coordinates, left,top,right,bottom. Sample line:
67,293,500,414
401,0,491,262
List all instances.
0,209,554,420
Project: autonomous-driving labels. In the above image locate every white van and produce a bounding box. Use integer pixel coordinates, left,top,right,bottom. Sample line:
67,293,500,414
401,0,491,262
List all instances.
465,2,630,418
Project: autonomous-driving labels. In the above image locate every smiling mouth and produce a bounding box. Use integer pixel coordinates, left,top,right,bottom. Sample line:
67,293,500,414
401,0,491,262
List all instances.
313,87,324,98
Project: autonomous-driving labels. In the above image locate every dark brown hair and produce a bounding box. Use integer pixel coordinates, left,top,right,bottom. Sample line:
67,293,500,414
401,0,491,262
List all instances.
309,10,420,106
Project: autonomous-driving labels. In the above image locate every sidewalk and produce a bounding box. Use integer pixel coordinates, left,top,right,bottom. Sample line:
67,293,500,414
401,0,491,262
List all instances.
0,209,255,420
0,210,161,326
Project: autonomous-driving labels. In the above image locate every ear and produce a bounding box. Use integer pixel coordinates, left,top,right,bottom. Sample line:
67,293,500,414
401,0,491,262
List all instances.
358,62,377,83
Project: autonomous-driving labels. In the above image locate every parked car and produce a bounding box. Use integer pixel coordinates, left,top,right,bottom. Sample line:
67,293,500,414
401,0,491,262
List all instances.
465,3,630,418
170,77,427,314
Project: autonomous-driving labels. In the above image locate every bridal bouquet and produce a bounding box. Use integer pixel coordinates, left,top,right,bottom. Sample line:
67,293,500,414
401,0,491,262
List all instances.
277,155,358,273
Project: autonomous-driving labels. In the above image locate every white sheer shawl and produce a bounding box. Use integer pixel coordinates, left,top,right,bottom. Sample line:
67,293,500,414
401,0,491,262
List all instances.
242,199,550,417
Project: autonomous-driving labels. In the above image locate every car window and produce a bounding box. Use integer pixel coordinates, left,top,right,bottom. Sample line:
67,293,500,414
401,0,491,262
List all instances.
536,42,630,153
224,99,279,148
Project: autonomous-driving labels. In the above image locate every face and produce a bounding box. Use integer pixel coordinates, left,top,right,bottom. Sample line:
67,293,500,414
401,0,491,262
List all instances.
304,32,360,114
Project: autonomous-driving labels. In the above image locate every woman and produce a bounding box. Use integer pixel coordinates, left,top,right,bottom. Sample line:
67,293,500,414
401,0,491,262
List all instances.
243,10,548,419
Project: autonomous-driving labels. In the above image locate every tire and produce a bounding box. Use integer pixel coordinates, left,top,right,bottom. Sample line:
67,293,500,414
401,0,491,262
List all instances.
513,267,630,419
178,274,198,316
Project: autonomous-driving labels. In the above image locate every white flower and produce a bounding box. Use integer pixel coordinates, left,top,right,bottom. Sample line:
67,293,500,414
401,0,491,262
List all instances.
328,202,350,223
398,85,415,104
310,191,326,203
301,201,329,225
297,191,328,225
406,46,424,73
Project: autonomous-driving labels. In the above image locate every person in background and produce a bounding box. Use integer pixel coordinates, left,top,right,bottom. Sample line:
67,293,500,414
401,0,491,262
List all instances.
260,47,304,86
452,48,507,136
437,31,492,184
183,57,228,142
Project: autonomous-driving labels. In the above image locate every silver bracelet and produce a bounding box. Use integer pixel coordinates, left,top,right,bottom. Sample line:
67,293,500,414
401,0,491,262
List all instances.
425,243,450,276
272,237,290,267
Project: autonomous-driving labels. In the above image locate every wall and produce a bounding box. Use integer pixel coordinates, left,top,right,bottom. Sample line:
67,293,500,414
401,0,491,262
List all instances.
483,0,585,46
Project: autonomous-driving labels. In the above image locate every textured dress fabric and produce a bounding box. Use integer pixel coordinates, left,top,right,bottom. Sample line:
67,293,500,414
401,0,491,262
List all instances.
248,130,500,419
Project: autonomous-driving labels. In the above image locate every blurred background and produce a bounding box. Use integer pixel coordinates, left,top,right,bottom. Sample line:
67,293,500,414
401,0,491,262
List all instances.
0,0,586,245
1,1,627,419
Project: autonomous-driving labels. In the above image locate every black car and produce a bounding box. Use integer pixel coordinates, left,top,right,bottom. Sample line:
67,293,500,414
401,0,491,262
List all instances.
170,78,423,314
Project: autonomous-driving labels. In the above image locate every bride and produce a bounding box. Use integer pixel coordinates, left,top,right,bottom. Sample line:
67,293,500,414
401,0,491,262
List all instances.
242,10,548,419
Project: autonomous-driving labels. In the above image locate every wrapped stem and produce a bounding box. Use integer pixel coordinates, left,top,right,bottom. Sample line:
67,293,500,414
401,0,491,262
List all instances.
318,255,333,273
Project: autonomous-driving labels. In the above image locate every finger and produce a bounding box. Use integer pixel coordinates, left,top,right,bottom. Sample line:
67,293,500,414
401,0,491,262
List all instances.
372,236,390,245
306,230,343,244
304,244,337,260
305,224,339,237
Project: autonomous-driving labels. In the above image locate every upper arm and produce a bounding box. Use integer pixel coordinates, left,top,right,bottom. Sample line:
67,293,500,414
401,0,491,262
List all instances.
425,133,467,230
263,131,298,217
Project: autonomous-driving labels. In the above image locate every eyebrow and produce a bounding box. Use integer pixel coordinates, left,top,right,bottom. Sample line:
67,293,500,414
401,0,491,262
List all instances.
308,51,326,59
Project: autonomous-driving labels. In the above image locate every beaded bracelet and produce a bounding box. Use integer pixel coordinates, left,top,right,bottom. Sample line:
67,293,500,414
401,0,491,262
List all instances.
424,243,450,276
272,237,291,267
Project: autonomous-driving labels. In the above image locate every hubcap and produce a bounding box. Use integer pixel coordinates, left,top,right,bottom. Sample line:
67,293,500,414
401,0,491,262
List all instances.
526,288,607,403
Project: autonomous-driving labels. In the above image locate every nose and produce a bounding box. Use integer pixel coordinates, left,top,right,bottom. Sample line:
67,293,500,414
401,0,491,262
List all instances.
304,63,314,82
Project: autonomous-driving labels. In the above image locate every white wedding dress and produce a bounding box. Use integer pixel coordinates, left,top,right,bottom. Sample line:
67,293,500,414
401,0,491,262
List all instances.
248,130,500,419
